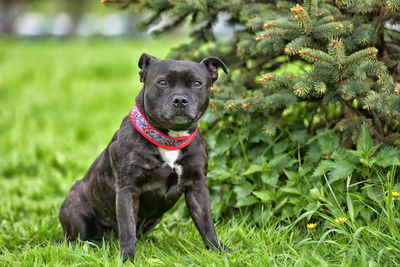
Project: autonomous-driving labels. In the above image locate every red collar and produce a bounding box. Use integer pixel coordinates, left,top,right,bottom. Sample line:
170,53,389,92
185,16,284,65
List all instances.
129,102,197,150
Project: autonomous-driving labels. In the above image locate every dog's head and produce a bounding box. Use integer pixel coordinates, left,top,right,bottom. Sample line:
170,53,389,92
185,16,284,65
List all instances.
138,53,228,131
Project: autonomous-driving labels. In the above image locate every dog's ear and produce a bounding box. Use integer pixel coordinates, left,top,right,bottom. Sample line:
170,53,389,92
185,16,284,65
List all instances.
200,57,228,84
138,53,158,83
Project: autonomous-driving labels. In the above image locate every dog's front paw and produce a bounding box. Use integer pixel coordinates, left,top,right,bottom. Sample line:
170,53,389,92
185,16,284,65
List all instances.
121,247,136,263
219,242,231,253
216,241,231,253
207,240,231,253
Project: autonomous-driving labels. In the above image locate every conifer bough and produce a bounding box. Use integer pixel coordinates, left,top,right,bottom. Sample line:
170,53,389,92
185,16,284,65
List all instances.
103,0,400,145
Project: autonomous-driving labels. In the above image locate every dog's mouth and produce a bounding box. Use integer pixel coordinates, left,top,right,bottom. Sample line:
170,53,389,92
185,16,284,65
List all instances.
170,115,192,123
168,115,193,125
163,113,196,130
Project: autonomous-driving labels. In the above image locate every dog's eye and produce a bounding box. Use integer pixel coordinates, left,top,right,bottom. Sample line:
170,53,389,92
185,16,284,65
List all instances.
157,80,167,86
193,81,202,88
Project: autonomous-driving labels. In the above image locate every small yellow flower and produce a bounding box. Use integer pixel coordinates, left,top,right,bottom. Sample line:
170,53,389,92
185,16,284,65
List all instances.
391,191,400,201
307,223,317,229
384,191,400,202
335,217,347,224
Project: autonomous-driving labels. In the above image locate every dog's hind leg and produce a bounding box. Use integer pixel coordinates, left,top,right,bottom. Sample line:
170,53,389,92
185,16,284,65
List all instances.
59,192,96,241
60,214,89,242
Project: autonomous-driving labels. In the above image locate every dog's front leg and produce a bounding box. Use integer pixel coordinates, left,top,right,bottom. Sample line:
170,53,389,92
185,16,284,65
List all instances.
185,179,230,252
116,187,139,262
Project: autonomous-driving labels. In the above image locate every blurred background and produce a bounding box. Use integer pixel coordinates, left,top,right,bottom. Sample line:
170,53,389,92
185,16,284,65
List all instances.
0,0,234,37
1,0,152,37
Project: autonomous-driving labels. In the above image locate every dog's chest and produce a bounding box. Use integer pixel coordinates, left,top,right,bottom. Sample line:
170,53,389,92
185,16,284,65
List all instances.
157,147,182,177
156,130,188,177
140,131,187,194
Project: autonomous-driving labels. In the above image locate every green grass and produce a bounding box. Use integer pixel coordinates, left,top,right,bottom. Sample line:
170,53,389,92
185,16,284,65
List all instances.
1,38,400,266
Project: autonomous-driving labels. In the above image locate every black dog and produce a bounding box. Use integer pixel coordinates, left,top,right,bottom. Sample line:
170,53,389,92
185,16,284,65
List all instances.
59,53,229,262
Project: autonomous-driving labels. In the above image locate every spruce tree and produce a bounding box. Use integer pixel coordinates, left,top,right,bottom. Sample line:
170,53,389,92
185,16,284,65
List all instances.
103,0,400,145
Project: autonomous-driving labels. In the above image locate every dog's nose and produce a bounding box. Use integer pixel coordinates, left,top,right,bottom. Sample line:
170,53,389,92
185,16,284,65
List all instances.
172,96,189,108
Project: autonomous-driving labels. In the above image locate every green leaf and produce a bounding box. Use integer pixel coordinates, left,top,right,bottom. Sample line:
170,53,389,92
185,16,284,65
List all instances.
318,134,340,154
261,170,279,186
283,170,299,181
273,142,288,155
305,201,321,212
269,154,296,170
366,186,383,204
252,191,273,202
280,187,302,195
243,164,264,176
287,196,303,212
331,149,349,160
356,124,374,156
233,181,253,199
306,142,322,163
313,160,334,177
348,149,362,158
231,158,246,173
309,187,325,201
236,195,258,207
375,147,400,167
207,167,231,180
290,130,307,143
210,137,237,156
359,157,376,167
274,197,288,212
328,159,354,183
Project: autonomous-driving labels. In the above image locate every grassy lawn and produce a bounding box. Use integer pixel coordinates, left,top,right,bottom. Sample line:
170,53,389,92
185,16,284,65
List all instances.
0,38,399,266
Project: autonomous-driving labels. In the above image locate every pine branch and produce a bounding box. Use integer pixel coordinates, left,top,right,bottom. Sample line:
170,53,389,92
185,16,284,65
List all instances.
264,20,303,31
284,36,311,55
298,49,336,65
343,47,378,68
101,0,133,8
304,0,317,18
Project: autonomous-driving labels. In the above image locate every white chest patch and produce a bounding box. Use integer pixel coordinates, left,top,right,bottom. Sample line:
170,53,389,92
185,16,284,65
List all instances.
158,147,181,175
157,130,189,178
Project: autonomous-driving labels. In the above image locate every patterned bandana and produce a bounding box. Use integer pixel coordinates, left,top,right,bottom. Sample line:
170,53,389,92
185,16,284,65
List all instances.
129,102,198,150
